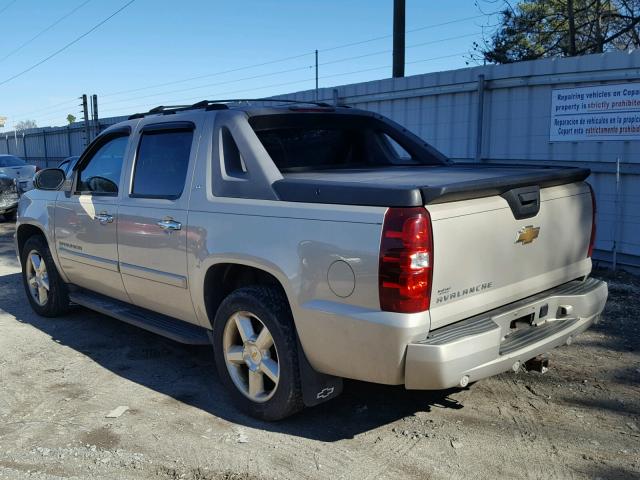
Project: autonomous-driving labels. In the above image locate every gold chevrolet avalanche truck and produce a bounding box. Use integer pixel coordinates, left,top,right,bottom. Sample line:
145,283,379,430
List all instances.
15,100,608,420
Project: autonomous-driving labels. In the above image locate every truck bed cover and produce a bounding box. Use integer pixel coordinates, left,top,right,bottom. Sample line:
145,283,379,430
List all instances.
273,164,591,207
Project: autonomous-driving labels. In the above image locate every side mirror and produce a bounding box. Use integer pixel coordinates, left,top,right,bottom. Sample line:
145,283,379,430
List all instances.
34,168,66,191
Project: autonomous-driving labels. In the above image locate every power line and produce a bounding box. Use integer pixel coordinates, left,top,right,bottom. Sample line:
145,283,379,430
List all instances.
100,51,314,98
99,14,483,99
99,64,315,108
100,31,480,109
0,0,93,63
0,0,136,88
320,53,467,80
0,0,18,15
320,32,479,67
9,98,78,120
98,77,318,116
98,53,467,117
14,13,481,122
321,14,484,53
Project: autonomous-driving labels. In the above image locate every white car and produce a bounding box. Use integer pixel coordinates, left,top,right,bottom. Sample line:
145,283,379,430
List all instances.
0,154,37,193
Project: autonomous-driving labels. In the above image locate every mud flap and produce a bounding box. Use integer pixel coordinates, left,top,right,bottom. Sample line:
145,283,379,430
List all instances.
296,337,343,407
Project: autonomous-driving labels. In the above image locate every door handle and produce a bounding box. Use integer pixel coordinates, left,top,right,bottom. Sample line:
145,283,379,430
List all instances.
94,212,113,225
157,219,182,231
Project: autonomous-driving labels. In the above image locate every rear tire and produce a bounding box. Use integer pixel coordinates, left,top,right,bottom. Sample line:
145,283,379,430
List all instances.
21,235,69,317
212,285,304,421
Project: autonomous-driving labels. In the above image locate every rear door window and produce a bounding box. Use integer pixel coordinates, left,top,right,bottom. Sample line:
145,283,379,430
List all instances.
131,129,194,199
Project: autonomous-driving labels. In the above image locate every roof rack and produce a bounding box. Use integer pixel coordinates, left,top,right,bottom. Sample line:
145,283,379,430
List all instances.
198,98,334,108
128,98,335,119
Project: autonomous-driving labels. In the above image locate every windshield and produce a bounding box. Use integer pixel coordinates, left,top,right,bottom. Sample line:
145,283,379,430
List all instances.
0,156,26,167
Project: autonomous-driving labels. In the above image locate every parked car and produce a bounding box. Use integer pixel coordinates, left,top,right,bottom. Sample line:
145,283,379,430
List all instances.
0,154,37,193
15,99,608,420
0,173,19,221
57,156,80,177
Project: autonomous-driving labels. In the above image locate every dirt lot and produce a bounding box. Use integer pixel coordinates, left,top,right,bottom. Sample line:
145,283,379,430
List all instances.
0,221,638,480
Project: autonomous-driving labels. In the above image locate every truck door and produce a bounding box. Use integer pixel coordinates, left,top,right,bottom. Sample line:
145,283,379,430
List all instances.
116,120,199,323
54,130,131,302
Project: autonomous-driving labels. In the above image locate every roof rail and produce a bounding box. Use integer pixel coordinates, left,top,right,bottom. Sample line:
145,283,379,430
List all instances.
129,105,192,119
195,98,334,108
128,98,335,119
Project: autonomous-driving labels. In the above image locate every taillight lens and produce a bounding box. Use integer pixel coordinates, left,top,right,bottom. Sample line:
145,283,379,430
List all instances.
379,207,433,313
587,183,597,258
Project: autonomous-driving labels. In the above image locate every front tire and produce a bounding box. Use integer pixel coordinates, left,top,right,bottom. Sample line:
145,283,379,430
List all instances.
212,286,303,421
21,235,69,317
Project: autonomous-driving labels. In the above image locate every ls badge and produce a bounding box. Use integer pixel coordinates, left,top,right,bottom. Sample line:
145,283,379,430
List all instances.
515,225,540,245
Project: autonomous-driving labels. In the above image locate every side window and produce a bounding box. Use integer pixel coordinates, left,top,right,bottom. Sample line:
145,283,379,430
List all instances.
77,136,128,194
383,133,412,160
132,129,194,199
220,126,247,177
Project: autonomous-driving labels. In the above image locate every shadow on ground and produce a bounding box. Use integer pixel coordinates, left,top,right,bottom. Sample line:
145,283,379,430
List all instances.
0,263,463,442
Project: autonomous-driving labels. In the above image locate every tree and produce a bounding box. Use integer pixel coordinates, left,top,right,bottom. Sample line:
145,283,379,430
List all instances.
474,0,640,64
66,114,76,125
15,120,37,131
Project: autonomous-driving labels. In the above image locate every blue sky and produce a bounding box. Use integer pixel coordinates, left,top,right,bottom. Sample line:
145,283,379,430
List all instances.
0,0,495,131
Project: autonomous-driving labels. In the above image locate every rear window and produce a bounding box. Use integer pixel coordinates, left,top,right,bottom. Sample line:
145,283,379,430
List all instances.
256,128,369,171
249,113,428,172
0,156,26,167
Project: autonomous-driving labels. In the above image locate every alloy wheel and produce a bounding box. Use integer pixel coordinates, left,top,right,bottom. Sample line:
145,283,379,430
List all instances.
222,311,280,402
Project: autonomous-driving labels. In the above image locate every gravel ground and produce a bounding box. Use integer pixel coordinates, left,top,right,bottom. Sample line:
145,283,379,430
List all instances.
0,220,638,480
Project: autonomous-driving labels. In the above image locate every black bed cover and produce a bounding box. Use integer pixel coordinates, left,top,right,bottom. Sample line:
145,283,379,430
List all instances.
272,164,590,207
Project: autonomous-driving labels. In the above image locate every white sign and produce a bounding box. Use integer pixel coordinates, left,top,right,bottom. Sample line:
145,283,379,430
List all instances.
550,83,640,141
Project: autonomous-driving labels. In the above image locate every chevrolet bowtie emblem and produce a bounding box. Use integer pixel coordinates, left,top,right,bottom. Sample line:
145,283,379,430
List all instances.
515,225,540,245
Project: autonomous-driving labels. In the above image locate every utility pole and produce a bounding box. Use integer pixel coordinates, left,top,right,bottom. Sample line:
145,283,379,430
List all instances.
567,0,577,55
392,0,405,78
315,50,319,101
89,96,94,138
81,94,90,147
91,94,99,138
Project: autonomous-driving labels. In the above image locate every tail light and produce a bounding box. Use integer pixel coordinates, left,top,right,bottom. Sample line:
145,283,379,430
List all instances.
587,184,597,258
379,207,433,313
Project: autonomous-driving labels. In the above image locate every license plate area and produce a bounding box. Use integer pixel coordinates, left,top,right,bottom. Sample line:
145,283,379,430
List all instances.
509,312,535,331
493,303,545,340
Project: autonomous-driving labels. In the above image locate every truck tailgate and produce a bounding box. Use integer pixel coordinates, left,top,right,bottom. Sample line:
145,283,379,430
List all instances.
426,182,593,330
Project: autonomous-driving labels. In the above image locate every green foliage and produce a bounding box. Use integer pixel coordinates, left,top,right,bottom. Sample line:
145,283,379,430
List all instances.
476,0,640,64
66,114,76,125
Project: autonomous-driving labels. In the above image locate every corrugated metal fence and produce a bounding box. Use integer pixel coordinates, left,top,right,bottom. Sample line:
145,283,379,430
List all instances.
1,51,638,268
1,116,128,167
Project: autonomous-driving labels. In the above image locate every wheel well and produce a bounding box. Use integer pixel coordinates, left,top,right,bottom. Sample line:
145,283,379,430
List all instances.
203,263,288,327
17,224,46,257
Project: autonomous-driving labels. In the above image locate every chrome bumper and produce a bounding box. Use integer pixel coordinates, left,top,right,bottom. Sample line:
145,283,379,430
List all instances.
405,278,608,389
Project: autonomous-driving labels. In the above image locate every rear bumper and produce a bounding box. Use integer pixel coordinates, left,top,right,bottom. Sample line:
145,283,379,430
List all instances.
405,278,608,389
